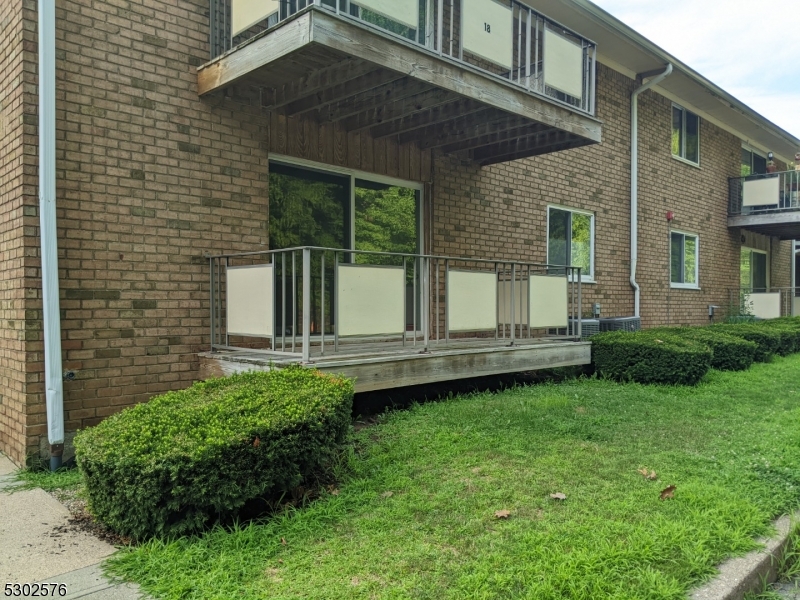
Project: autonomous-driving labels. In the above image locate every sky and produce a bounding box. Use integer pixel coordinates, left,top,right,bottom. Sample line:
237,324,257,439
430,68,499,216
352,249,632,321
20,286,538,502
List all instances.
591,0,800,142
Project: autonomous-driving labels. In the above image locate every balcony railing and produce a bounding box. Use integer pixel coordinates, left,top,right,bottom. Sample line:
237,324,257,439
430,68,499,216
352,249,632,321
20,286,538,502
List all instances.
209,0,597,116
729,287,795,320
208,246,584,361
728,170,800,217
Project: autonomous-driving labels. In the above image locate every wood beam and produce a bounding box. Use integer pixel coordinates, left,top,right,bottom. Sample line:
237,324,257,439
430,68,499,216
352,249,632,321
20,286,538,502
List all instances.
440,123,551,154
340,87,459,133
314,78,434,123
282,69,405,115
396,108,504,147
472,132,590,166
414,113,539,150
268,59,376,107
369,99,484,139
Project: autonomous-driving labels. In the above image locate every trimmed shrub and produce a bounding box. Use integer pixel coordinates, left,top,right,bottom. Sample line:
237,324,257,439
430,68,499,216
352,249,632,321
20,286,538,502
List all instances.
761,319,800,355
592,331,712,385
74,367,354,540
651,327,757,372
710,324,782,362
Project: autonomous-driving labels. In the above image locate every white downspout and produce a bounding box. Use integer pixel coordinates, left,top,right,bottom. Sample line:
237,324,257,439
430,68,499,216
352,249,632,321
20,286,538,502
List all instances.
39,0,65,470
631,63,673,317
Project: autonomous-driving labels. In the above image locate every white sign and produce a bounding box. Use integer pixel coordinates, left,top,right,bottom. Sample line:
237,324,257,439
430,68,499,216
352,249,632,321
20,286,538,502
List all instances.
544,28,584,99
358,0,420,30
337,264,405,336
462,0,513,70
232,0,279,36
227,264,274,337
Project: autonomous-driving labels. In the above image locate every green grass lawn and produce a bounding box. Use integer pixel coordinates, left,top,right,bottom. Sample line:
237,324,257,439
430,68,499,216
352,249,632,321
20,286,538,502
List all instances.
108,356,800,600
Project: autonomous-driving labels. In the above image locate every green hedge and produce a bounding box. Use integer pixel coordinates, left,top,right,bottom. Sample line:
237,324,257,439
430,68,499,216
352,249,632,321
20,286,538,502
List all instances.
651,327,757,372
74,367,354,540
592,331,712,385
710,324,782,362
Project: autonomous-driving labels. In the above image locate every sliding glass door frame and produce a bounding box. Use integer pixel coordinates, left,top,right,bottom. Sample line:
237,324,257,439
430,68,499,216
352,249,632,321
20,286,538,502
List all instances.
269,154,425,256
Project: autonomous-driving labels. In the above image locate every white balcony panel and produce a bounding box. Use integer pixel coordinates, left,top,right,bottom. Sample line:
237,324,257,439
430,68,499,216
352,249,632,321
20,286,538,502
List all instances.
337,264,405,336
232,0,279,35
462,0,514,70
744,292,781,320
529,275,568,328
743,177,780,207
543,28,584,99
794,296,800,317
358,0,419,29
227,264,274,337
448,270,497,331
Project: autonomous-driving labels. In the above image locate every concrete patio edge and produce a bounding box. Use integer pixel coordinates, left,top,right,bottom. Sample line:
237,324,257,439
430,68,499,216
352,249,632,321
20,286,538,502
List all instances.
690,511,800,600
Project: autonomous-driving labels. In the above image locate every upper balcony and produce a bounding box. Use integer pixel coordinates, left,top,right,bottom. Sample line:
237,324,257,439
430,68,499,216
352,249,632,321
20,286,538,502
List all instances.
199,0,602,165
728,170,800,239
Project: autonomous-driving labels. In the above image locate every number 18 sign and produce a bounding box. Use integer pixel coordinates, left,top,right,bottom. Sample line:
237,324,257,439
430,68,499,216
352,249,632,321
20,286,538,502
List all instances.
462,0,513,70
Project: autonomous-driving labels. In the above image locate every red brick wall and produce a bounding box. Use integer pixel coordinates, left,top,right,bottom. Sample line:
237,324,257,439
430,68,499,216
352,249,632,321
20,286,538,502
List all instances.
0,0,37,465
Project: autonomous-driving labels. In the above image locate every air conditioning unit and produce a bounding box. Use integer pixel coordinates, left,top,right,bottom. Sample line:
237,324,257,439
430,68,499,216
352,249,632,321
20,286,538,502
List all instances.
548,318,600,339
599,316,641,332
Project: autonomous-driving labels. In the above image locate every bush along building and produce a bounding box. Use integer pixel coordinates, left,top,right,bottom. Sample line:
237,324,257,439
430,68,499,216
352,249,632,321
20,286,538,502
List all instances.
0,0,798,466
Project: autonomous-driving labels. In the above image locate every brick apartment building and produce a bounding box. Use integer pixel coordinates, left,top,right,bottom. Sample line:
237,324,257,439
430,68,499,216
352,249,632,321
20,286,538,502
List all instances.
1,0,799,465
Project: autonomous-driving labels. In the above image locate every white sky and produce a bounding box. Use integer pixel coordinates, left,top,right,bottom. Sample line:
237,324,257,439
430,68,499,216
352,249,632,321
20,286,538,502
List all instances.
591,0,800,142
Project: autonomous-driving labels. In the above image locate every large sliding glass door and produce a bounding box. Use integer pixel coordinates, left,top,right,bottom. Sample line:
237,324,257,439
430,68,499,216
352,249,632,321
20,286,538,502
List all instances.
269,159,422,336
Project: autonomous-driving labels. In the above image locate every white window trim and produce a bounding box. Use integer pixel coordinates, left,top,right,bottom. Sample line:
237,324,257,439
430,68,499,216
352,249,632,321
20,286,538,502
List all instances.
670,229,700,290
671,103,701,167
546,204,596,283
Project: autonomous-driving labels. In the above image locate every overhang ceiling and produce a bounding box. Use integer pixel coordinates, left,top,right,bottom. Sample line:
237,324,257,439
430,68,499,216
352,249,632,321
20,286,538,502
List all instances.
525,0,800,164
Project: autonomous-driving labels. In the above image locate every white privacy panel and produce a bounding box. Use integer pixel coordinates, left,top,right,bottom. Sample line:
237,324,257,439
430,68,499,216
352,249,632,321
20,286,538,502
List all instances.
529,275,568,328
462,0,513,70
337,264,405,336
544,29,584,99
358,0,420,29
743,177,780,207
794,296,800,317
232,0,279,35
498,278,528,326
745,292,781,320
448,270,497,331
227,264,274,337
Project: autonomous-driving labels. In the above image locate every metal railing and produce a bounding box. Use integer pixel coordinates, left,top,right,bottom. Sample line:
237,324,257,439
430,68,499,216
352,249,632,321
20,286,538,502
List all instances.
728,287,796,319
209,246,584,361
728,170,800,217
209,0,597,116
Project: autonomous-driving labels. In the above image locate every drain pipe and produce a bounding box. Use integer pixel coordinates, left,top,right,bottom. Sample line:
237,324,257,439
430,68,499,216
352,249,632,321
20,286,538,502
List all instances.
39,0,65,471
631,63,673,317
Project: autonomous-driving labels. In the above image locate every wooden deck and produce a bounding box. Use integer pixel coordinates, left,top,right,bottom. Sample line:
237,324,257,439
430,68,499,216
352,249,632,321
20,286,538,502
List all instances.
199,338,592,392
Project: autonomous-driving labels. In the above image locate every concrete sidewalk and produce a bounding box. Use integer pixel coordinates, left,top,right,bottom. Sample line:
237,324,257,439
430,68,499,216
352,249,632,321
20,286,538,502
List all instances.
0,453,145,598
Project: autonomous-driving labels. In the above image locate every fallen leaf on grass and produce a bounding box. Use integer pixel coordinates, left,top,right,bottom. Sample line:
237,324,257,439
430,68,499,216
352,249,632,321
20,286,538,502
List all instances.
659,485,676,500
253,437,260,447
638,468,658,480
281,537,287,545
494,509,511,519
550,493,567,500
381,491,394,498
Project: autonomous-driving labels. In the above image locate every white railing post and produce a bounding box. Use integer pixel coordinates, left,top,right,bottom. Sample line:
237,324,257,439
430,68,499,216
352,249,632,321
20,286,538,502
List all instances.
302,248,311,363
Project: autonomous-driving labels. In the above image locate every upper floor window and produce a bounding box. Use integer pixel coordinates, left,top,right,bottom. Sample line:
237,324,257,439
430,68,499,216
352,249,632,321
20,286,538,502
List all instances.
670,231,699,288
672,104,700,165
547,206,594,281
741,146,767,177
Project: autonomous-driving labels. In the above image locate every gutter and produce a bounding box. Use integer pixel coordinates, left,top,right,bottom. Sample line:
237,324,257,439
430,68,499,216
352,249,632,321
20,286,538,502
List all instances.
630,64,673,318
38,0,65,471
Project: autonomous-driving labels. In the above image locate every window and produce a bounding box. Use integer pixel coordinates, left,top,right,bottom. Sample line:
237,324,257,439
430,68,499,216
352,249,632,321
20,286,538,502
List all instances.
741,146,767,177
672,104,700,165
670,231,699,288
547,206,594,280
740,247,768,292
